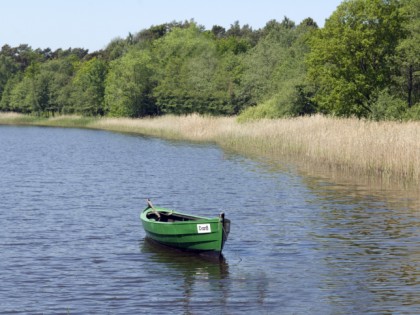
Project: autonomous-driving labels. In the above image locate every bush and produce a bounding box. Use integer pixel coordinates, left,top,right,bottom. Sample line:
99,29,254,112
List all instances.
237,83,315,122
369,89,406,121
404,103,420,120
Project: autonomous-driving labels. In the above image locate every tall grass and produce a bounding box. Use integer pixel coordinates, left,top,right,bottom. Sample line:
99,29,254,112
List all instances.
0,112,43,124
1,113,419,182
94,115,420,182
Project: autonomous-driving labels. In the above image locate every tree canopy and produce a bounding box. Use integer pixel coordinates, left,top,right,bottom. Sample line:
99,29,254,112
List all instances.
0,0,419,121
307,0,404,117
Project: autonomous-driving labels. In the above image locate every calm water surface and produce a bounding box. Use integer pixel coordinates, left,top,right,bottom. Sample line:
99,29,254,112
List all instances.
0,126,419,314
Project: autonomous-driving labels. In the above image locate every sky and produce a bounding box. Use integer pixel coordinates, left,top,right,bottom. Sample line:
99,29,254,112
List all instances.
1,0,343,52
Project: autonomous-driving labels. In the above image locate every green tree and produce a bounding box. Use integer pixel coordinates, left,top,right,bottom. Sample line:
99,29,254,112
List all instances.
238,17,317,120
152,24,236,115
396,0,420,108
104,49,157,117
71,57,108,115
5,55,79,115
103,38,129,61
0,54,19,99
0,73,22,111
35,56,78,115
240,19,299,105
8,73,35,113
307,0,404,117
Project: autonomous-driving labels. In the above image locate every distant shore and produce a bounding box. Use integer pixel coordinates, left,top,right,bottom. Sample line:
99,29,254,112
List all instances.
1,112,419,183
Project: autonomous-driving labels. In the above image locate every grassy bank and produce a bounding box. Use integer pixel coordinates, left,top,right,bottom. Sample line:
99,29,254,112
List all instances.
1,112,419,182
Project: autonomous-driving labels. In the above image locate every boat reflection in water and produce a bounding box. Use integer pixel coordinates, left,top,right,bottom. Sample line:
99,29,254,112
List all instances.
141,237,229,279
140,237,230,313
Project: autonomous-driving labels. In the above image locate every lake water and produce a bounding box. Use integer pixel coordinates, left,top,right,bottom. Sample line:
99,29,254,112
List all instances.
0,126,419,314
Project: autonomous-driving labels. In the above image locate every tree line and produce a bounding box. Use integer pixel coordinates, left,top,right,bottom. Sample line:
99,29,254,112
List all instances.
0,0,419,121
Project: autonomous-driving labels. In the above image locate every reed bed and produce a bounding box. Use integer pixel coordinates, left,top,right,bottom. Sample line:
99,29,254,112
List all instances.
93,114,420,181
0,112,42,124
233,116,420,181
1,113,419,182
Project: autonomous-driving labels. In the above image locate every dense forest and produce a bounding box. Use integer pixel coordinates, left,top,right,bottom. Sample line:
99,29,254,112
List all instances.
0,0,419,121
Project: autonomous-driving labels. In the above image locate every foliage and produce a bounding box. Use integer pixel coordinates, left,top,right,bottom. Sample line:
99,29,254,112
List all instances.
104,49,157,117
71,57,108,115
238,17,317,119
8,74,34,113
369,89,406,121
0,49,80,116
0,73,21,111
0,4,419,121
307,0,404,117
404,102,420,120
394,0,420,107
0,54,18,97
238,91,294,122
152,24,237,115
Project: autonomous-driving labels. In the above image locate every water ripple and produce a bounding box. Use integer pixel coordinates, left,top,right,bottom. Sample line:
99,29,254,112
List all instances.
0,126,419,314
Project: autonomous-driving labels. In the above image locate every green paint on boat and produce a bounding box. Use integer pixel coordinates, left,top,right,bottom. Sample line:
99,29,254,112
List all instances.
140,200,230,255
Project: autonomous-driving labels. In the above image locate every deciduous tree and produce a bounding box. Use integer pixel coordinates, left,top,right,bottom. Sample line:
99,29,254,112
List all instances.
104,49,157,117
307,0,404,117
71,57,108,115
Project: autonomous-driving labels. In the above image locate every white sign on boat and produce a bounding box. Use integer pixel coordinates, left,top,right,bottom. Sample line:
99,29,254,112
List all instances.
197,224,211,234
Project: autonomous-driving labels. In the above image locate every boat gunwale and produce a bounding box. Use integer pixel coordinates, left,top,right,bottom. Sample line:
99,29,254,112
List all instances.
141,207,218,225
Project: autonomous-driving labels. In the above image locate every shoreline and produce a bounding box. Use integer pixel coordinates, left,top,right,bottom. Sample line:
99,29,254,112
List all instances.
1,112,419,184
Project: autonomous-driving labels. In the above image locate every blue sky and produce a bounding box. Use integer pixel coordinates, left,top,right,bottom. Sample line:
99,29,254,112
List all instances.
1,0,343,52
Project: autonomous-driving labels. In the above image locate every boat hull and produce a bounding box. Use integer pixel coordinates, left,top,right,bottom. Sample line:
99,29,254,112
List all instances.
140,206,230,254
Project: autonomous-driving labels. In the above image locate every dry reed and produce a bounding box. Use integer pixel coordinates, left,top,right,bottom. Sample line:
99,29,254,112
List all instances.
92,114,420,181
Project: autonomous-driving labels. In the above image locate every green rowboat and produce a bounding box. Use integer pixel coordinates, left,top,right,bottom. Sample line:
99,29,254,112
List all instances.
140,200,230,255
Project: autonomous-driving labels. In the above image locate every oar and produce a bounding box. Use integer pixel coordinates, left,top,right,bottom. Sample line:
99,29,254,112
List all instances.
146,198,161,220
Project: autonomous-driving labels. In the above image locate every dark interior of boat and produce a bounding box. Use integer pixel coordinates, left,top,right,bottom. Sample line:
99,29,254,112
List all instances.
146,211,199,222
